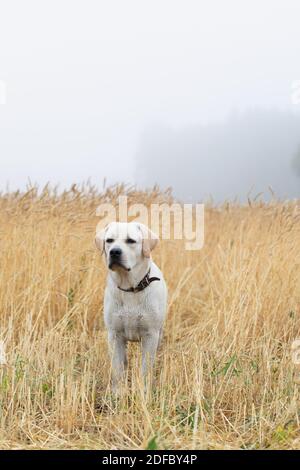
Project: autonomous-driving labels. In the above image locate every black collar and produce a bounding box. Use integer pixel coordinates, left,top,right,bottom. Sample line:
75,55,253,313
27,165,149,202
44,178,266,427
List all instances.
118,268,160,293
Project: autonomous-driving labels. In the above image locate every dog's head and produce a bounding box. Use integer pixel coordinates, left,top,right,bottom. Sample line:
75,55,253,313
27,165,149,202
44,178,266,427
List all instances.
95,222,158,272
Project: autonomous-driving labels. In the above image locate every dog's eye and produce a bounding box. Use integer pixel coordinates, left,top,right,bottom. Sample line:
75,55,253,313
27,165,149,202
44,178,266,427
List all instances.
106,238,114,244
126,238,136,244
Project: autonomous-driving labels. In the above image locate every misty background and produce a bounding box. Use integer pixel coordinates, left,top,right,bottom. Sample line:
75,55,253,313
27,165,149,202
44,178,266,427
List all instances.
0,1,300,202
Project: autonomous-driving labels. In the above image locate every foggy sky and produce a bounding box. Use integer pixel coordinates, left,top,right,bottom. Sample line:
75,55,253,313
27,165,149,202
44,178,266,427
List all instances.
135,110,300,202
0,1,300,200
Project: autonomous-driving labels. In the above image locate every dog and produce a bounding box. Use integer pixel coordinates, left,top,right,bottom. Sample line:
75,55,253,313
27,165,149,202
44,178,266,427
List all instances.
95,221,167,391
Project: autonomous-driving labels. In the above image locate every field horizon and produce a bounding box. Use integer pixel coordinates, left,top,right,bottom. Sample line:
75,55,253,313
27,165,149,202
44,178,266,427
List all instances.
0,183,299,449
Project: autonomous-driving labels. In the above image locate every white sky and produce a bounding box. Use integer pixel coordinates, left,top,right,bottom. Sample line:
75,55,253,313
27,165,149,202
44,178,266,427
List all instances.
0,0,300,191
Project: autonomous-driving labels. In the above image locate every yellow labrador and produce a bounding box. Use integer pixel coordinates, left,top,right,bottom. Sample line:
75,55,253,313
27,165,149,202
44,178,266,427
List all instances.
95,222,167,390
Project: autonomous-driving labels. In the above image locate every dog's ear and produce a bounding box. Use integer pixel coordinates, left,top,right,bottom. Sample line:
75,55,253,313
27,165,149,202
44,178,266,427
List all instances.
138,223,159,258
95,225,109,254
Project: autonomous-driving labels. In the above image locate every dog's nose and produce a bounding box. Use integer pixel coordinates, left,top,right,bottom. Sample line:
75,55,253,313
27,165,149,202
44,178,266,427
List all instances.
110,247,122,258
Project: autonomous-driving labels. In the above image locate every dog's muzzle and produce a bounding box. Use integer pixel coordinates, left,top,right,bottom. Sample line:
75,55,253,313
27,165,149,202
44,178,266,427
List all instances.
108,248,130,271
110,247,122,259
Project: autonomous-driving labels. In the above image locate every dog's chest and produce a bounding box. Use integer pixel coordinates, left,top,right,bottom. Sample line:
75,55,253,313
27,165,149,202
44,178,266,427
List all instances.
116,308,146,340
105,293,157,341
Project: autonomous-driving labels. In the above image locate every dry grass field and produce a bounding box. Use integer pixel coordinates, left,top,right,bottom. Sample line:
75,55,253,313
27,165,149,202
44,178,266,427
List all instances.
0,184,300,449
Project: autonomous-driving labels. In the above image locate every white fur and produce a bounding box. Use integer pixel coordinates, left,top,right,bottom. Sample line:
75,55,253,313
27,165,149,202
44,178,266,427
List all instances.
95,222,167,390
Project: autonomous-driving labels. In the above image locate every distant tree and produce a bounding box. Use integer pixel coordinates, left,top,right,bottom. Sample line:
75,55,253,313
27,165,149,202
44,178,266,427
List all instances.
292,146,300,177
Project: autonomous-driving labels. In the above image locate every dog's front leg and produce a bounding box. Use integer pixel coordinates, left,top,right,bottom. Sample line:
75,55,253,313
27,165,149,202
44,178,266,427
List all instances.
141,331,160,379
108,331,127,392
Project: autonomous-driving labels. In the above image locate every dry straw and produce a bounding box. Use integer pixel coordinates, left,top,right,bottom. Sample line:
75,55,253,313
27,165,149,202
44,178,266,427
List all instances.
0,183,299,449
